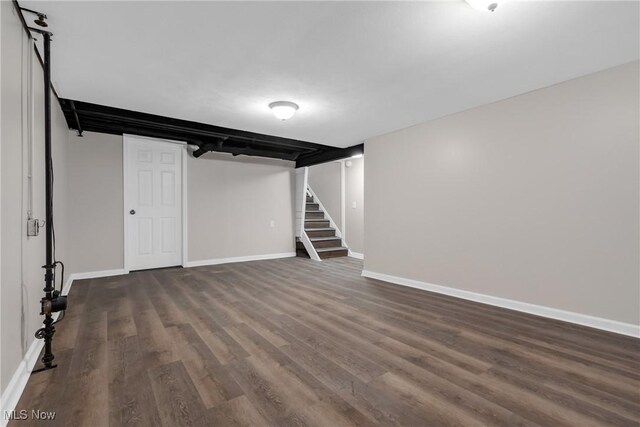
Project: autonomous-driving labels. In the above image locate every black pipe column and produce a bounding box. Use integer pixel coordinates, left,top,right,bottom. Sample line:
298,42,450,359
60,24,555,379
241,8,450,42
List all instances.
40,31,57,369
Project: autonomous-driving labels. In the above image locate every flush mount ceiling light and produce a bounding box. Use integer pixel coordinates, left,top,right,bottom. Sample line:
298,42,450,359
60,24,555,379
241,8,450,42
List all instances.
269,101,299,121
465,0,505,12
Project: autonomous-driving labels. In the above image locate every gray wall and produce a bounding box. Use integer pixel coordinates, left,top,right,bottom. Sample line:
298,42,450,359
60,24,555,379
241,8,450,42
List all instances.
188,153,295,261
1,1,26,393
308,162,342,230
1,1,71,393
364,61,639,325
66,131,124,273
62,136,296,269
345,157,364,254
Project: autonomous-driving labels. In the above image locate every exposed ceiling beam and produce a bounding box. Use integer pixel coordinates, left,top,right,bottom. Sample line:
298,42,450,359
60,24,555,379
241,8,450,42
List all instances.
61,100,325,149
58,99,342,162
295,143,364,168
191,138,300,161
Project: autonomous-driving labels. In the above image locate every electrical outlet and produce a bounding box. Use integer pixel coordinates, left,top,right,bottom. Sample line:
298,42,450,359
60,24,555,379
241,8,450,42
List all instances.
27,218,40,237
270,220,276,228
352,201,357,209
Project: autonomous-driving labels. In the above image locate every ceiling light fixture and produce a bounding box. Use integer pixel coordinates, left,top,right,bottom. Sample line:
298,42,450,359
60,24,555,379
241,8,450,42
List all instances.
269,101,299,121
465,0,504,12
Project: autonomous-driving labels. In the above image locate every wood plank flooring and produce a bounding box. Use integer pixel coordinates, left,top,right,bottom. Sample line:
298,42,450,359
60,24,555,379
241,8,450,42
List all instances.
12,257,640,426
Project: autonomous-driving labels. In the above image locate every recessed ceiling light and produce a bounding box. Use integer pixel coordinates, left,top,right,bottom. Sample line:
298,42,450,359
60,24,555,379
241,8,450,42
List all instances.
269,101,299,121
465,0,504,12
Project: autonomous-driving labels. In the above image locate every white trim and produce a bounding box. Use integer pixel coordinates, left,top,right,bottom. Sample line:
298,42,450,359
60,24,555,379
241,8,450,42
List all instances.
295,167,309,237
66,269,127,282
185,252,296,268
300,232,321,262
122,133,187,146
181,147,188,267
0,339,42,426
123,135,129,273
123,134,188,273
361,270,640,338
348,250,364,260
340,160,346,245
295,168,319,260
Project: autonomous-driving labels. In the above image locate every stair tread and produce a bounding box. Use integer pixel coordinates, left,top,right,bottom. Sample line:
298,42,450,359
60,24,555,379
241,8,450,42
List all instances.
305,219,329,222
316,246,348,253
310,236,341,241
305,210,324,213
305,227,334,231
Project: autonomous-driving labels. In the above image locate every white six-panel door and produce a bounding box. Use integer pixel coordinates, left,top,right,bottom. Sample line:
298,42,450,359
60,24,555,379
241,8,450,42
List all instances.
125,135,183,271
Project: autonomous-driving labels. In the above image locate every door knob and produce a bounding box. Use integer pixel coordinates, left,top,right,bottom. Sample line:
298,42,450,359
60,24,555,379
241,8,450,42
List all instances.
130,209,136,215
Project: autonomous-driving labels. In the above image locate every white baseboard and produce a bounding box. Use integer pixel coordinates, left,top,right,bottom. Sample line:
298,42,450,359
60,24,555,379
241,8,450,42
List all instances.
348,250,364,260
185,252,297,268
68,268,127,281
0,267,126,424
0,339,43,426
361,270,640,338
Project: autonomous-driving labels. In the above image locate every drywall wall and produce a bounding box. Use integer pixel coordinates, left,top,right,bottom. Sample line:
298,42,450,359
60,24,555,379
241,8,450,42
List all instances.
64,137,297,269
1,0,71,399
308,161,342,230
345,157,364,254
1,0,26,394
308,159,365,254
188,153,296,262
66,131,124,274
364,61,640,326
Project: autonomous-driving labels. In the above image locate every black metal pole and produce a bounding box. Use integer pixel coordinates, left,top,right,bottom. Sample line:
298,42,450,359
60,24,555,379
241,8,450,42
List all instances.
41,31,56,369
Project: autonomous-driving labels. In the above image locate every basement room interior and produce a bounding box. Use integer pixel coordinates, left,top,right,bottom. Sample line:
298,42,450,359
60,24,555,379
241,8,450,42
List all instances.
1,0,639,425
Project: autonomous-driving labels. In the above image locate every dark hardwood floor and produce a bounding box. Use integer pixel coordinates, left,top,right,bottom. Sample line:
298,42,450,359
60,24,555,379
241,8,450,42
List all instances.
12,257,640,426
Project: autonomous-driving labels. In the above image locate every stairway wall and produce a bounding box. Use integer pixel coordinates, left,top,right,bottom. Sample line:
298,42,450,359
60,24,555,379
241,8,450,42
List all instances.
345,157,364,254
308,159,365,255
308,161,342,230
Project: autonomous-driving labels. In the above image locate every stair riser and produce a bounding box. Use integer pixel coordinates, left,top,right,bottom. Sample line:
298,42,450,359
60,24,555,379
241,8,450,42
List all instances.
319,249,349,259
306,211,324,219
305,229,335,238
306,197,314,203
305,221,330,228
306,203,319,210
312,239,342,249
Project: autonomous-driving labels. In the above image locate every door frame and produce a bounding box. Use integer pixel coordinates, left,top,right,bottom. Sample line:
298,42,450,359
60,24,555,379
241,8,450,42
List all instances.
123,134,189,273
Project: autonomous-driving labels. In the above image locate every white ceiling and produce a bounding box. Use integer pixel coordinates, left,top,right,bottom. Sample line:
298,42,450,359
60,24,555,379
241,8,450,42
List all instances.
23,1,640,148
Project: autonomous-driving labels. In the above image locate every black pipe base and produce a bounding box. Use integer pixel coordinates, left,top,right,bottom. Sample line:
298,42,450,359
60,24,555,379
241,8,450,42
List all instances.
32,365,58,374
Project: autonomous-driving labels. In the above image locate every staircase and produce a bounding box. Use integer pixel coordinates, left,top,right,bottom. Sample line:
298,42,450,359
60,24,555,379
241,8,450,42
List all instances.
297,194,348,259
